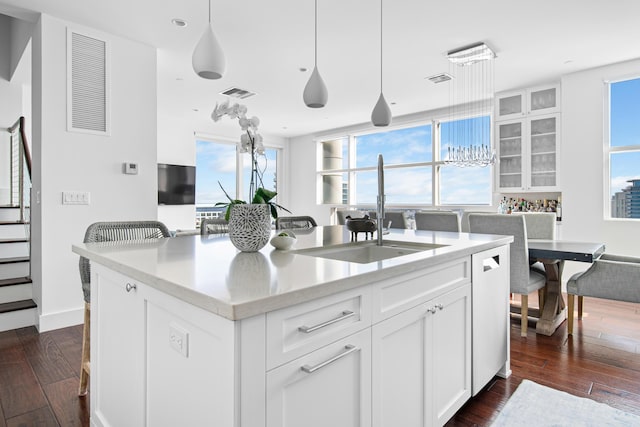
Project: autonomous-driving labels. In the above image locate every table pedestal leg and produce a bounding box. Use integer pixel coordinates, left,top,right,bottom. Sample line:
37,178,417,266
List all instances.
536,259,566,336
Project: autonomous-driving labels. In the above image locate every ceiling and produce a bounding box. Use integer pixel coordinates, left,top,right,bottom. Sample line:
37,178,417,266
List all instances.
2,0,640,139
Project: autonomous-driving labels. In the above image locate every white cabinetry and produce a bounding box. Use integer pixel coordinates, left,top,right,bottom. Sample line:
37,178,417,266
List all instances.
372,283,471,427
91,265,235,427
496,84,561,192
89,248,507,427
266,329,371,427
471,245,510,395
497,114,560,191
496,84,560,120
91,268,145,427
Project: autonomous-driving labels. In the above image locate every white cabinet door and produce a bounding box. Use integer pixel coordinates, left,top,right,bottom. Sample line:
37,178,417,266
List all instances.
91,266,146,427
496,85,560,121
372,284,471,427
471,245,510,395
431,283,472,426
496,113,560,192
266,329,372,427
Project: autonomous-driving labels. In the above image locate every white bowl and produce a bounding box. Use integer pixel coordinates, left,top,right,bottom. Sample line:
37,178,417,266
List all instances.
270,232,297,250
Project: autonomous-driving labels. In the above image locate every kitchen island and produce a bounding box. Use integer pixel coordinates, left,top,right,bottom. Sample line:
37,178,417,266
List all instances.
72,226,512,427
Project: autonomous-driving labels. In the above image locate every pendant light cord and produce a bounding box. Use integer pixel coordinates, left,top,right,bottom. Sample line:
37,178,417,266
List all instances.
314,0,318,66
208,0,211,24
380,0,383,92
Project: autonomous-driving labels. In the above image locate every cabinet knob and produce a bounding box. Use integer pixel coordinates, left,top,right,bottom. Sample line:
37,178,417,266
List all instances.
125,283,137,292
435,303,444,311
427,307,437,314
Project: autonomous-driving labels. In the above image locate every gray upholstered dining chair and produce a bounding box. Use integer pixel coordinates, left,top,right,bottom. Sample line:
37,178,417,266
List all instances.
469,214,547,337
275,215,317,229
414,211,460,232
78,220,171,396
369,210,407,229
200,217,229,235
512,212,557,239
566,253,640,335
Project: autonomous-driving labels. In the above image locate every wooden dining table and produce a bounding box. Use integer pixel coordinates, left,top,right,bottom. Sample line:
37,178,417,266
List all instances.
527,239,606,336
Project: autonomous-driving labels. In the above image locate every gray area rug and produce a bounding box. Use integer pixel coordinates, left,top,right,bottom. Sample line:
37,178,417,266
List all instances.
490,379,640,426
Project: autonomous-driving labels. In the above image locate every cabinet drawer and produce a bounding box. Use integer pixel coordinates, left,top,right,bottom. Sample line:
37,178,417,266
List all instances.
266,287,372,370
266,328,371,427
372,256,470,322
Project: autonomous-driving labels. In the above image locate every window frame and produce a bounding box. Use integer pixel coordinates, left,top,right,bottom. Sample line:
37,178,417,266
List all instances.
195,134,283,203
316,113,494,209
604,76,640,221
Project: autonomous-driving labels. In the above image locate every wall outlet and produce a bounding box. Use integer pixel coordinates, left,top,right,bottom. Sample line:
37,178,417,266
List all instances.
62,191,90,205
169,322,189,358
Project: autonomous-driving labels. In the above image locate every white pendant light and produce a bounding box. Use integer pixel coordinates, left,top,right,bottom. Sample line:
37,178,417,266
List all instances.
192,0,226,80
303,0,328,108
371,0,391,126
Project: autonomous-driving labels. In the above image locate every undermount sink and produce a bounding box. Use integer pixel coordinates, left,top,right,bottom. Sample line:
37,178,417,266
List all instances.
293,240,448,264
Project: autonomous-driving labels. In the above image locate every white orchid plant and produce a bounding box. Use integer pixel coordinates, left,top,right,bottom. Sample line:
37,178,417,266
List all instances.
211,101,289,220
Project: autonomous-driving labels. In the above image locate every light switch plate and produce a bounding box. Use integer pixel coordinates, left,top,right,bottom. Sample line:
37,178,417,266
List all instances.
62,191,90,205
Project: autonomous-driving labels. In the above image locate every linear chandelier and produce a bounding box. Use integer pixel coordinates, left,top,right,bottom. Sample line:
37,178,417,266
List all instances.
443,42,496,167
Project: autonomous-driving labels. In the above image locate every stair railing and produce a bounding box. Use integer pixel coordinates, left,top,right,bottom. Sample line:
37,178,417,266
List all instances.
8,116,31,224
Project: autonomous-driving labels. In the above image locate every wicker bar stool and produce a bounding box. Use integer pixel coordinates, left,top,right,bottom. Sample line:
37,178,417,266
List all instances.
78,221,170,396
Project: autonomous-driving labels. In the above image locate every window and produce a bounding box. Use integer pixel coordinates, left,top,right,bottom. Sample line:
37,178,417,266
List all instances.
318,117,492,207
608,78,640,219
195,139,280,224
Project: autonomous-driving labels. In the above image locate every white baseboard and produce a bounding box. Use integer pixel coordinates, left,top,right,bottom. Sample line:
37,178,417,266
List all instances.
38,306,84,332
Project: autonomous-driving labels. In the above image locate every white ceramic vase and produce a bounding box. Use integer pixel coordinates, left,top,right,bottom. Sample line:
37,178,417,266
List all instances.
228,204,271,252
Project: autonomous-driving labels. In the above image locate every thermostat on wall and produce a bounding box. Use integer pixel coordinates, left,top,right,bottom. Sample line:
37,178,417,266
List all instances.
124,162,138,175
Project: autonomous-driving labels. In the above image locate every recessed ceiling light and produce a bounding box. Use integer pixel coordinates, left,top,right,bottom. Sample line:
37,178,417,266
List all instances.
176,77,184,81
299,67,308,72
171,18,187,27
192,108,199,112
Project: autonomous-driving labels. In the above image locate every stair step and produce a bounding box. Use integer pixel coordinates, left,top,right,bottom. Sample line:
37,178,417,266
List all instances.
0,238,29,244
0,277,31,287
0,258,30,280
0,222,29,239
0,207,21,222
0,256,29,264
0,299,37,332
0,299,36,313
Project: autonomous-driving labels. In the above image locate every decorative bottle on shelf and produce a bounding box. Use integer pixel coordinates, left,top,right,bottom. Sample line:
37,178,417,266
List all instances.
556,196,562,222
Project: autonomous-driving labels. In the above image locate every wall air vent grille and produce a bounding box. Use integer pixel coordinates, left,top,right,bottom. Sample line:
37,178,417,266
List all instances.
220,87,256,99
67,29,110,135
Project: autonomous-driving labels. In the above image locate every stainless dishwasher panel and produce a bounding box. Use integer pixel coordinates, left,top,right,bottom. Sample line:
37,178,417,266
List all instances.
471,245,511,395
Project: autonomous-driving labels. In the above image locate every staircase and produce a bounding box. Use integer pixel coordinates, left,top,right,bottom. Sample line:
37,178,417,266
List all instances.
0,116,35,332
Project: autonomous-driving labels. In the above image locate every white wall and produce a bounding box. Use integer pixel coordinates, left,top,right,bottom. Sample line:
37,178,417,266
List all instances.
561,59,640,258
31,14,158,331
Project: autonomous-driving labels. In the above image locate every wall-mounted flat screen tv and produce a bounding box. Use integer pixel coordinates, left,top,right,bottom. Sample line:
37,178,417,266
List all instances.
158,163,195,205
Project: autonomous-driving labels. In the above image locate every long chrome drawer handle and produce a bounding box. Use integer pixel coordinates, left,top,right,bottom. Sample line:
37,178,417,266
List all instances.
298,310,355,334
301,345,357,374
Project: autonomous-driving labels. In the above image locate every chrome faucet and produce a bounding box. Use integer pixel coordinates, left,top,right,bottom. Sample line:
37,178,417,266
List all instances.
376,154,385,245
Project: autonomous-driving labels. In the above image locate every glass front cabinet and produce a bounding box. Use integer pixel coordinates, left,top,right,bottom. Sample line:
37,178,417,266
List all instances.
496,84,560,120
496,114,560,192
495,84,560,192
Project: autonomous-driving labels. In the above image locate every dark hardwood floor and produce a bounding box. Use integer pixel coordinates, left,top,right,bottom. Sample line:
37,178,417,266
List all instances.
0,296,638,426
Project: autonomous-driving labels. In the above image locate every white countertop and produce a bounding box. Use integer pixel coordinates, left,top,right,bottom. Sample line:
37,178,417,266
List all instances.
72,226,512,320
